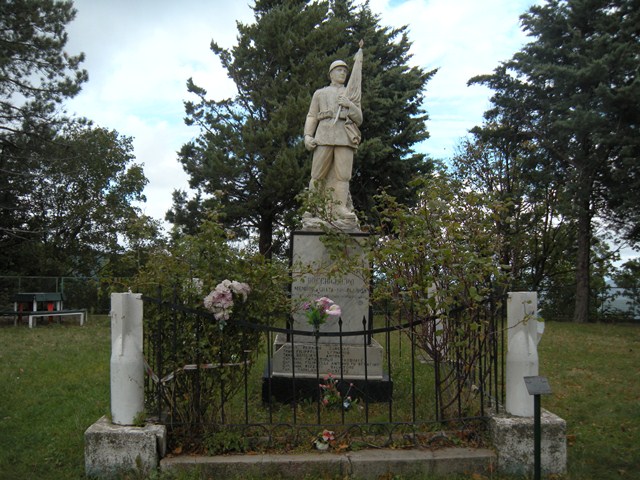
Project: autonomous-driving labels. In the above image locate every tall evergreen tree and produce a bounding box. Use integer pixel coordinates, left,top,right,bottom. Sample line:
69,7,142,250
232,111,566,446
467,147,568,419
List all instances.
1,0,88,273
169,0,434,257
469,0,640,322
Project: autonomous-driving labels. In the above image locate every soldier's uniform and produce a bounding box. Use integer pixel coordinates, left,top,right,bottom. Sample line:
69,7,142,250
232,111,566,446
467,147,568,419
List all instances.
304,60,362,218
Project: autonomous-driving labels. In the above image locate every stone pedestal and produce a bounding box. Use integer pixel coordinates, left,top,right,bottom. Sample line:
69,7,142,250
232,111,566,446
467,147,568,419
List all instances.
289,231,371,345
264,231,391,402
85,416,166,478
270,333,383,379
489,410,567,476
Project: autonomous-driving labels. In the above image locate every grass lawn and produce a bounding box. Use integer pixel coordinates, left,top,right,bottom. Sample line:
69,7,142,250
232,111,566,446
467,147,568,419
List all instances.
538,321,640,479
0,315,110,480
0,316,638,479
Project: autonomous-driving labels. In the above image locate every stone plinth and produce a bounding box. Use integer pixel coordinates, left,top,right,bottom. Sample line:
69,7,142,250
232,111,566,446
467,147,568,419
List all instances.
85,416,166,478
263,368,393,403
290,231,369,345
271,333,383,379
489,410,567,476
264,230,391,402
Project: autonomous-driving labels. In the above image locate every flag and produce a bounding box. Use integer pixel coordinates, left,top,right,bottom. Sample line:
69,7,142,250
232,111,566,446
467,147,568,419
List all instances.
334,40,364,125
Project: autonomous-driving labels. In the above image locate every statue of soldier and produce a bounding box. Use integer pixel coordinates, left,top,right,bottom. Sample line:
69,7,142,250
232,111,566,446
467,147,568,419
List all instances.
303,58,362,225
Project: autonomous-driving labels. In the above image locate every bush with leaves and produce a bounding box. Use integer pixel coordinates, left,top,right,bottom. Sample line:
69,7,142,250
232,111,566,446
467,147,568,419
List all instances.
132,214,289,430
371,173,508,418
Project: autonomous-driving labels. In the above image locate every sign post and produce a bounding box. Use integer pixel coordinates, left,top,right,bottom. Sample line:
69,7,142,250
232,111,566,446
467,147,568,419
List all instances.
524,376,552,480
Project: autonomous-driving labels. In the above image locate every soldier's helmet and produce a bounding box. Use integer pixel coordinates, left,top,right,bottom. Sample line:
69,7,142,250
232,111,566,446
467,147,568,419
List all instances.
328,60,349,75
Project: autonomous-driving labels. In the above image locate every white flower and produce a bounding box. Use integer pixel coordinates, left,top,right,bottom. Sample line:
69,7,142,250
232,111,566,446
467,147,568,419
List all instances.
229,280,251,301
203,279,251,330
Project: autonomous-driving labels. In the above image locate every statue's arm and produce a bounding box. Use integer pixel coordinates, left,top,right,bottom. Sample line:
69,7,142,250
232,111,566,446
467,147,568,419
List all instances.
348,103,363,126
338,94,363,126
304,92,320,150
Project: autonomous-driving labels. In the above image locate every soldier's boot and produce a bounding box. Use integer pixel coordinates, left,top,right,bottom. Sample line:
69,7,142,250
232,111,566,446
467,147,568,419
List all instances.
332,181,356,219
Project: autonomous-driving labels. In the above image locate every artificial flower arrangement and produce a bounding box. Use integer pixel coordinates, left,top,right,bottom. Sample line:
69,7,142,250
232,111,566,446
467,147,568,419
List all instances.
203,279,251,330
319,373,357,410
302,296,341,329
313,429,335,451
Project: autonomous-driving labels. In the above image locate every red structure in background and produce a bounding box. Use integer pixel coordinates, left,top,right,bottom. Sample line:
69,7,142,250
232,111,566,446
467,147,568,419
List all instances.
13,292,65,323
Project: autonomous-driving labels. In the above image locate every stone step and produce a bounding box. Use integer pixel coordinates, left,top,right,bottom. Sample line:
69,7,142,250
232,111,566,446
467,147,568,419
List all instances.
161,447,496,479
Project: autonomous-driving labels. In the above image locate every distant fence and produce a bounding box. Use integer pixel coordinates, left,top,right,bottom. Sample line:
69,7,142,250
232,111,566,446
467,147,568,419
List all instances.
0,276,130,314
539,285,640,322
142,289,507,451
599,286,639,321
4,276,634,323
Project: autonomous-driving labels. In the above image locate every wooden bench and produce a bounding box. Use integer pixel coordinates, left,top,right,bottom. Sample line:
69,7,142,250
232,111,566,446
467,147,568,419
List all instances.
18,309,88,328
26,309,87,328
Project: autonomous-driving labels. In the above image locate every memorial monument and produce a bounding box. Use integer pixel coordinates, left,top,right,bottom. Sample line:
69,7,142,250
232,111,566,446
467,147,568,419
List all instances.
264,42,391,403
300,41,363,231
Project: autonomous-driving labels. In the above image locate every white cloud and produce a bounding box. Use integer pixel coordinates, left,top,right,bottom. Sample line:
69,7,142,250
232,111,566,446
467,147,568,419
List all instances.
65,0,251,224
364,0,535,157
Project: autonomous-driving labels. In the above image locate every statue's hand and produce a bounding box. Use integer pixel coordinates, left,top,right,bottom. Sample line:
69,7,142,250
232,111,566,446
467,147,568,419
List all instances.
337,95,352,108
304,135,317,151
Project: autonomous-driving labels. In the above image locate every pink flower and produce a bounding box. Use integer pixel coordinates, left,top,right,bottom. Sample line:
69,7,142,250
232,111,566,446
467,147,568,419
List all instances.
203,279,250,328
314,297,340,316
316,297,332,307
326,303,341,316
213,308,230,321
303,297,341,327
216,289,234,308
204,289,232,310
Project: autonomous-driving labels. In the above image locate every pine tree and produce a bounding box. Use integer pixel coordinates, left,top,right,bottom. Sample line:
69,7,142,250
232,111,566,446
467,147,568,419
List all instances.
469,0,640,322
1,0,88,272
169,0,434,257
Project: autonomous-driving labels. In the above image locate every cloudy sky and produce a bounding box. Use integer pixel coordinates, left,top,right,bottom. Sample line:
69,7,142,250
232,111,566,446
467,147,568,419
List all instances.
64,0,538,225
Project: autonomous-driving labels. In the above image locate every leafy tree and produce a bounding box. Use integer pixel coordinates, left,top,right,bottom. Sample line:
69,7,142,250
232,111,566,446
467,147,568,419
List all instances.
371,172,508,418
169,0,434,257
1,0,88,272
452,126,582,321
469,0,640,322
0,1,151,280
101,212,164,280
14,125,147,276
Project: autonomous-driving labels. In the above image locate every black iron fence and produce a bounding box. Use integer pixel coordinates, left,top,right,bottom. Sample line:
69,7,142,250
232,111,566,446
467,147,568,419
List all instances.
142,290,506,452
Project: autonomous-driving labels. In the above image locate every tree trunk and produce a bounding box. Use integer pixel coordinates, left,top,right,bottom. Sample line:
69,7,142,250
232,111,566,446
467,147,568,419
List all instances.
573,177,593,323
258,215,273,260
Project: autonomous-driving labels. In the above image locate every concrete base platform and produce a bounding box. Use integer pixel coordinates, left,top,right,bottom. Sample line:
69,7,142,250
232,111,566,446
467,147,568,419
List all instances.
85,416,167,478
161,447,496,479
489,409,567,476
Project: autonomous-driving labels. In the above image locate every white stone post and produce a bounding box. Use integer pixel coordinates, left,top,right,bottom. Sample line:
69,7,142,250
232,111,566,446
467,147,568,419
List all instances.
505,292,542,417
110,292,144,425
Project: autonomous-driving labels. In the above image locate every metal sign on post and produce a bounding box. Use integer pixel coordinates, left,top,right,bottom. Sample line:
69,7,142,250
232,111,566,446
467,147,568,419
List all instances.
524,376,552,396
524,376,552,480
